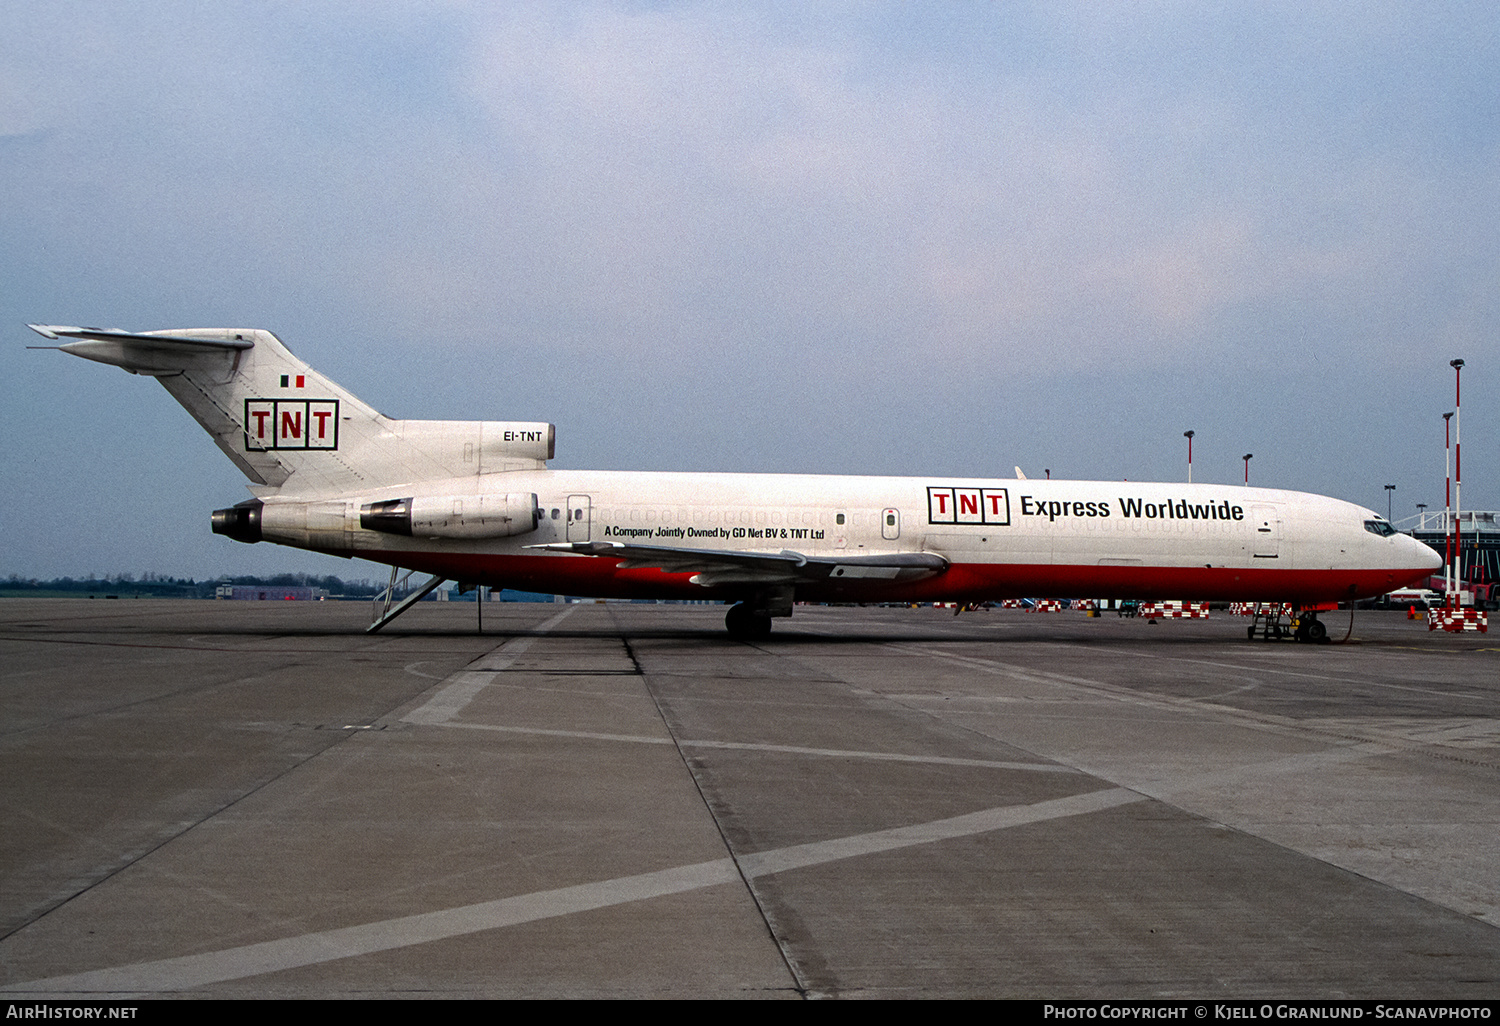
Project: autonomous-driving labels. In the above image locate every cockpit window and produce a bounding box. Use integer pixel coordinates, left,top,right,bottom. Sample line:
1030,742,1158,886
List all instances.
1364,519,1396,537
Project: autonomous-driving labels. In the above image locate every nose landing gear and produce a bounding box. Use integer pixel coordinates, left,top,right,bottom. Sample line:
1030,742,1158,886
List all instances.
1246,604,1331,643
1294,615,1328,643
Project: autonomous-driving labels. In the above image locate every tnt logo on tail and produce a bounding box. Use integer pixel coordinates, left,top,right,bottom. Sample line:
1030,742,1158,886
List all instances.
244,399,340,451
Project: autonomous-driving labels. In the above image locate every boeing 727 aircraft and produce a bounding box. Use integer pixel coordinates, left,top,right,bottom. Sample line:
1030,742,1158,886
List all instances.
31,323,1441,639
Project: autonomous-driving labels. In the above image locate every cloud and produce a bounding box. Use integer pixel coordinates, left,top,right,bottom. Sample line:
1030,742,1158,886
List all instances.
14,2,1490,377
438,3,1497,381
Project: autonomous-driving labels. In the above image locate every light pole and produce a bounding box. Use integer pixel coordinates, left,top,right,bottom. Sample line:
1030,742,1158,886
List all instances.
1444,411,1454,594
1416,502,1427,530
1242,453,1253,485
1451,359,1464,600
1385,484,1395,522
1184,431,1194,484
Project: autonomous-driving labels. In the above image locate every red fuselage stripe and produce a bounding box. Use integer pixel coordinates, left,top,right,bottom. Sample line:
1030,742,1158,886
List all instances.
364,551,1426,605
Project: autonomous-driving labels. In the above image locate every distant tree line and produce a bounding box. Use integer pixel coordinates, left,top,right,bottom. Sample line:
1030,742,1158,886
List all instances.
1,573,384,599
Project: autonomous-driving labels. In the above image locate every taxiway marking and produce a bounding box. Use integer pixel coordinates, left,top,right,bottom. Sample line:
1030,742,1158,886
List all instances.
6,788,1142,994
438,721,1077,770
402,607,576,725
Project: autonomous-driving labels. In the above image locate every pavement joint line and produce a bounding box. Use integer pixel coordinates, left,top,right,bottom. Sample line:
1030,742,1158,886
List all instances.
401,607,576,725
430,722,1081,770
1051,642,1490,701
883,643,1191,716
892,642,1500,764
676,738,1080,771
439,721,676,745
876,644,1440,773
2,787,1141,995
1128,742,1397,799
890,642,1363,733
884,643,1107,690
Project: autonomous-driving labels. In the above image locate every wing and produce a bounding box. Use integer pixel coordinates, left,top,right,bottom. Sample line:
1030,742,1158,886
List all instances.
528,541,948,588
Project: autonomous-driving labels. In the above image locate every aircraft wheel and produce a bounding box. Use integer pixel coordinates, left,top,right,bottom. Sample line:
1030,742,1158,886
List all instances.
725,603,772,640
1247,625,1256,641
1305,618,1328,643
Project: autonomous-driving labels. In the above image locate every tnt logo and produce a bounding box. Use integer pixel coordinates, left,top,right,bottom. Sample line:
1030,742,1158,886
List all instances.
928,486,1010,526
244,399,340,451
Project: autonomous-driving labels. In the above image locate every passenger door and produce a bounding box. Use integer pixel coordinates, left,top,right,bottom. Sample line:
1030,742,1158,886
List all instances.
567,495,592,542
1251,505,1279,559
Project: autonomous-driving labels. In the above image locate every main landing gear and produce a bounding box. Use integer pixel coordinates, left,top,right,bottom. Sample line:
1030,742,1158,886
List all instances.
725,602,773,640
723,586,793,640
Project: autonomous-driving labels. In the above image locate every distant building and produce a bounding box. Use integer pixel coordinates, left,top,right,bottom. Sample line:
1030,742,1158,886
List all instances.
215,585,325,601
443,586,560,603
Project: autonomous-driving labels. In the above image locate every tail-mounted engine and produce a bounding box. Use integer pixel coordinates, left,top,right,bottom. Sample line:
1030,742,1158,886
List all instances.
213,492,541,548
211,500,263,543
361,493,540,539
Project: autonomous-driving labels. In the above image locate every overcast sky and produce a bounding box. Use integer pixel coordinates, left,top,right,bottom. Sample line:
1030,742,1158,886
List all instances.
3,2,1496,581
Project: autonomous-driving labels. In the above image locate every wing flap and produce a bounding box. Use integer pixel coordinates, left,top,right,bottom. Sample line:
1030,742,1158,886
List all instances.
529,541,948,589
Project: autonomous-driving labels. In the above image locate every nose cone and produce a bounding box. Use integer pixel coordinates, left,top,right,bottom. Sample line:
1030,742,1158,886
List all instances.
1370,533,1442,596
1401,533,1443,575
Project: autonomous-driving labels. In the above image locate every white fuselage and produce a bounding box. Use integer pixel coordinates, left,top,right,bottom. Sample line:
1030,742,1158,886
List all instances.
257,470,1442,605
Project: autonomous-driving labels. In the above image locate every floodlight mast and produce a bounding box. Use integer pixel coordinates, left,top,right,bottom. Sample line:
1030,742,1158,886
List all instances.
1443,411,1453,595
1450,359,1464,604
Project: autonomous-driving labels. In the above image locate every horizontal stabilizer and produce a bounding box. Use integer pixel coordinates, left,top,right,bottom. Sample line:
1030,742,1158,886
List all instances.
29,324,258,377
28,324,255,350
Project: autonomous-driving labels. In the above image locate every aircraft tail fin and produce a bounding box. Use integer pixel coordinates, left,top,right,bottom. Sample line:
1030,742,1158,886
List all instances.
31,324,554,495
